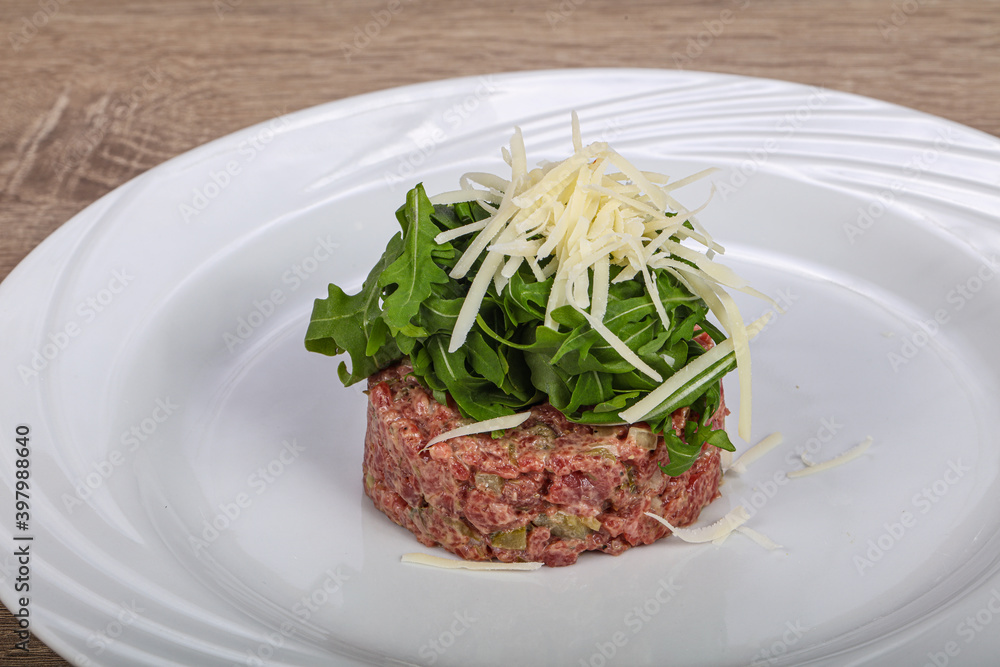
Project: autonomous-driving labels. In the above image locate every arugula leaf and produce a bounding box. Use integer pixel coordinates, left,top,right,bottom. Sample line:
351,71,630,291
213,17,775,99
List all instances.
304,232,403,384
659,418,735,477
379,185,456,337
305,184,738,476
659,430,706,477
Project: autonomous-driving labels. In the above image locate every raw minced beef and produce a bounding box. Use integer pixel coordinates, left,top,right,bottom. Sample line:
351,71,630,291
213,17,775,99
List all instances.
362,356,727,567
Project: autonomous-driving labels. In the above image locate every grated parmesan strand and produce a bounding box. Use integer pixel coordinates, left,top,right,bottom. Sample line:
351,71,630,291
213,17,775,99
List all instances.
430,189,496,207
422,411,533,449
660,167,720,193
728,432,784,474
734,525,783,551
571,110,582,152
787,437,873,478
435,218,489,244
402,553,542,571
579,311,662,382
619,312,771,425
644,505,750,543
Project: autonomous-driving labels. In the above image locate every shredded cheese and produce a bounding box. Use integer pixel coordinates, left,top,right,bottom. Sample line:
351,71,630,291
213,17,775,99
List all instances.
422,412,533,450
437,114,767,440
719,449,734,472
401,553,542,571
728,432,785,474
429,189,496,207
787,436,873,478
734,525,783,551
644,505,750,543
579,311,662,381
619,312,771,427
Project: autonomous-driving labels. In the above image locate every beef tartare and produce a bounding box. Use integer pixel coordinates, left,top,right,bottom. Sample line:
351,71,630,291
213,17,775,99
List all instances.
364,351,726,567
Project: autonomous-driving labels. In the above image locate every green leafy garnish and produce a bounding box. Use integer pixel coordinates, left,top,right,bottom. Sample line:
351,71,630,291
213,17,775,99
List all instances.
305,183,737,475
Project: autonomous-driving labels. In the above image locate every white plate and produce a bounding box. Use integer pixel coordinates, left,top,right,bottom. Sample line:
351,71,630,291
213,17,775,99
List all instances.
3,69,1000,666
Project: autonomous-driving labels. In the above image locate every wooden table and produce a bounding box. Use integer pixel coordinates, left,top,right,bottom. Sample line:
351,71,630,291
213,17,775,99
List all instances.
1,1,998,663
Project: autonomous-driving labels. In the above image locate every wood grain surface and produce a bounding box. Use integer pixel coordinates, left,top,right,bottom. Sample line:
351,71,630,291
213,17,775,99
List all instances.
1,0,998,664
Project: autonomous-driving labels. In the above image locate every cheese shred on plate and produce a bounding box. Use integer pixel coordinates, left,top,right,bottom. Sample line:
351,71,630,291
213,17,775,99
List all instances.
431,113,772,442
733,526,783,551
644,505,750,543
727,432,784,474
402,553,543,571
787,436,873,478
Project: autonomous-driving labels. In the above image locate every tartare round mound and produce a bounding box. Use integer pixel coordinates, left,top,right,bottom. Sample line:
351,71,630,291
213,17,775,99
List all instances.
363,360,727,568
